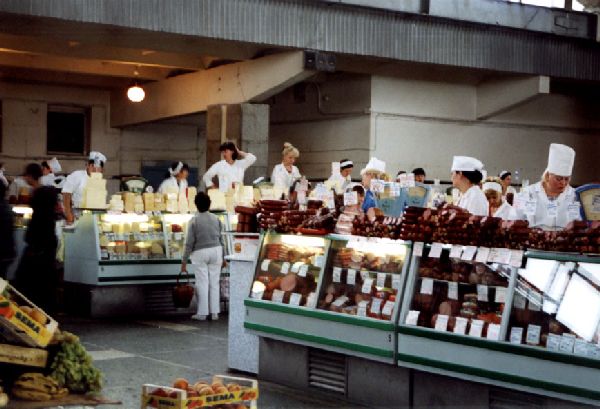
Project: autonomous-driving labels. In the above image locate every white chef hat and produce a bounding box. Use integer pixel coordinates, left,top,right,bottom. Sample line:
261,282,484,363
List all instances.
89,151,107,167
169,161,184,176
48,157,61,173
340,160,354,170
360,157,386,175
482,182,502,193
546,143,575,177
451,156,484,172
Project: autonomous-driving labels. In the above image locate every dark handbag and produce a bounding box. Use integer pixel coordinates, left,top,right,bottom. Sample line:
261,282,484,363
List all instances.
172,271,195,309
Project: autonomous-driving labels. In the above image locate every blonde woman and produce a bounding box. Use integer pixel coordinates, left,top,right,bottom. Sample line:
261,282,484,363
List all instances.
271,142,301,192
483,178,512,219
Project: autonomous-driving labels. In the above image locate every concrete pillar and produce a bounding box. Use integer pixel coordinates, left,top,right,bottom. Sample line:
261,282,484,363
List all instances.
204,103,269,187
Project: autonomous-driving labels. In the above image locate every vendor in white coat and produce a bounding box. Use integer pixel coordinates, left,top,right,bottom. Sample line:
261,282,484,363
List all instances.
40,158,62,187
451,156,489,216
326,159,353,194
202,141,256,192
483,179,512,219
158,161,189,195
271,142,301,193
61,151,106,224
511,143,581,229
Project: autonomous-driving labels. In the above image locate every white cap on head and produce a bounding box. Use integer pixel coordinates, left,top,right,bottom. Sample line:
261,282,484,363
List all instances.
48,157,61,173
546,143,575,177
169,161,184,176
451,156,484,172
360,157,386,176
482,182,502,193
89,151,107,167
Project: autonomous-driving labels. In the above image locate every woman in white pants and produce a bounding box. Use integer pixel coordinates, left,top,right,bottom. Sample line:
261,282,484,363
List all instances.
181,192,225,321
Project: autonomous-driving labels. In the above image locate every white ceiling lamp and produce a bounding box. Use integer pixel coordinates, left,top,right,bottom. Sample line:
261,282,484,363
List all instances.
126,67,145,103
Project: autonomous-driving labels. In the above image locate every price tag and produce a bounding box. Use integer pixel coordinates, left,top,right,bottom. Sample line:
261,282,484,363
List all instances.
370,298,383,315
526,324,541,345
420,278,434,295
559,334,576,353
510,250,524,268
346,268,357,285
513,292,527,309
486,324,501,341
547,201,558,218
306,292,317,308
510,327,523,344
525,200,537,216
568,202,581,220
461,246,477,261
343,191,358,206
362,278,374,294
477,284,488,302
392,274,402,291
272,289,285,303
406,310,420,325
429,243,443,259
298,264,309,277
332,296,349,308
289,293,302,306
469,320,484,338
281,262,290,274
377,273,387,288
495,287,506,303
261,259,271,272
475,247,490,263
546,333,561,351
413,242,424,257
357,300,369,317
448,282,458,300
291,262,303,273
333,267,342,283
382,300,394,317
447,317,464,335
449,245,463,259
434,315,449,331
574,339,588,356
370,179,384,193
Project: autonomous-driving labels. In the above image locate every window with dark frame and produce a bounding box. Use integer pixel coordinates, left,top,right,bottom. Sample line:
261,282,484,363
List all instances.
47,105,90,155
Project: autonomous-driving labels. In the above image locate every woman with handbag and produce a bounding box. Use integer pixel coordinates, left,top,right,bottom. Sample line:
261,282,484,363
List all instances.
181,192,225,321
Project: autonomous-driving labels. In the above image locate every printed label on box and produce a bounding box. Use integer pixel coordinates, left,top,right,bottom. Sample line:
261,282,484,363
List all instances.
370,298,383,315
477,285,488,302
289,293,302,306
281,262,290,275
382,300,394,317
333,267,342,283
272,289,285,303
487,324,501,341
362,278,374,294
546,333,561,351
454,317,468,335
298,264,309,277
560,334,576,353
495,287,506,304
526,324,541,345
448,282,458,300
434,315,449,332
346,269,356,285
420,278,434,295
510,327,523,344
406,310,420,325
413,242,424,257
377,273,387,288
469,320,484,338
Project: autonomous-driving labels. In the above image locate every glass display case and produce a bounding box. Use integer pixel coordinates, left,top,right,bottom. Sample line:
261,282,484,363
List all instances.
97,213,167,260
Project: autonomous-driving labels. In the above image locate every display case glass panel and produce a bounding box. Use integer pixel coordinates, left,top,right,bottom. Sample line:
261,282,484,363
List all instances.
317,238,408,321
404,248,511,340
506,256,600,357
250,234,328,308
162,213,194,259
97,213,167,260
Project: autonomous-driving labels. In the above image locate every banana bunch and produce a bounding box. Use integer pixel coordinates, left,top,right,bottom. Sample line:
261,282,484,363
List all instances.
0,384,8,407
11,373,68,401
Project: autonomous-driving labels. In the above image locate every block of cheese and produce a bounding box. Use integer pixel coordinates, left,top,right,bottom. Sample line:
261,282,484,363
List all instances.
109,194,124,212
122,192,136,213
187,187,197,213
134,195,144,213
166,193,178,213
82,173,107,208
143,193,155,211
154,194,166,212
209,189,226,211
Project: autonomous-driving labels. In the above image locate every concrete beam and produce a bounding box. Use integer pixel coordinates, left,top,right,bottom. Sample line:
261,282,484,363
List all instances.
110,51,315,127
476,75,550,119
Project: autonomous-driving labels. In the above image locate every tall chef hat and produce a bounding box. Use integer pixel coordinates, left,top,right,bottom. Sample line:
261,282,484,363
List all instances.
340,159,354,170
48,157,61,173
451,156,484,173
89,151,107,167
546,143,575,177
482,182,502,193
360,157,386,176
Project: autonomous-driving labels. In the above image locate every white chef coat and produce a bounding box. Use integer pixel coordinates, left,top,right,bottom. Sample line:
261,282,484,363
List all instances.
40,173,56,187
457,185,489,216
271,163,301,191
493,201,513,219
158,176,188,195
203,153,257,192
61,170,89,208
510,182,581,230
326,173,351,194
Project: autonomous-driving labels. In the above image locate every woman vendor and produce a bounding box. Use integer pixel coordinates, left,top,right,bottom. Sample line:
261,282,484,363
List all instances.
159,161,190,194
451,156,489,216
360,157,386,213
511,143,581,229
326,159,354,193
483,178,512,219
271,142,301,192
202,141,256,192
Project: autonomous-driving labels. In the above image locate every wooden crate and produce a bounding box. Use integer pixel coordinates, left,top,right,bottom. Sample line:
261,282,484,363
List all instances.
0,343,48,368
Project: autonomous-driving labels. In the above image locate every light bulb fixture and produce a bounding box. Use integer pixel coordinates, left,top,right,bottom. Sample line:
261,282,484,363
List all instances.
127,83,145,102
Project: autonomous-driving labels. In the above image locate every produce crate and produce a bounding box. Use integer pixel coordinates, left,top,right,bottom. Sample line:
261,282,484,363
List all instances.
0,279,58,348
141,375,258,409
0,343,48,367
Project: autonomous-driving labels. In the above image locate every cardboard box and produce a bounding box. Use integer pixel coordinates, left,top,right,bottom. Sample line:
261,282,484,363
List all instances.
0,343,48,367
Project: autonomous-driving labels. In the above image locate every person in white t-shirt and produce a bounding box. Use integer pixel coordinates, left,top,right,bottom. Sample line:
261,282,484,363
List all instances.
271,142,301,193
61,151,106,224
451,156,489,217
202,141,256,192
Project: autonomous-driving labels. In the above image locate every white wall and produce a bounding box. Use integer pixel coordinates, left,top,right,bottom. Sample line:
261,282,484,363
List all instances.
370,76,600,184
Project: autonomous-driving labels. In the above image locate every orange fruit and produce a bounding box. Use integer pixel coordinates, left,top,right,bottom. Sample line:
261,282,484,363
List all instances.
173,378,189,390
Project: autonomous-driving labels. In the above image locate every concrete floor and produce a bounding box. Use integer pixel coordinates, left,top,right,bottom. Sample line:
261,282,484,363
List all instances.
59,314,366,409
